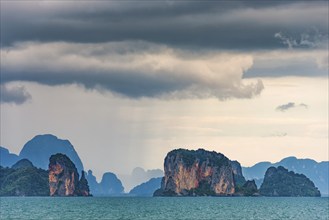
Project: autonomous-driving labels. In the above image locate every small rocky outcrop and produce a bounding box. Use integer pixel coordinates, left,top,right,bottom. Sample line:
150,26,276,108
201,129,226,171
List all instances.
85,170,124,196
259,166,320,197
48,153,90,196
154,149,239,196
99,172,124,195
243,180,258,191
85,170,101,195
235,180,259,196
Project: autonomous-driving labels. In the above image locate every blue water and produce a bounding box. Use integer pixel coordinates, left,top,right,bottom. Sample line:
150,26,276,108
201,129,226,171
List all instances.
1,197,328,219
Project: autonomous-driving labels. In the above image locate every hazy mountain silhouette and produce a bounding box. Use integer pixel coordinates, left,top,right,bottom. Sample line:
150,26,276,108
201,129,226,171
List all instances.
119,167,163,192
243,157,329,195
86,170,124,196
0,146,21,167
19,134,84,174
129,177,162,196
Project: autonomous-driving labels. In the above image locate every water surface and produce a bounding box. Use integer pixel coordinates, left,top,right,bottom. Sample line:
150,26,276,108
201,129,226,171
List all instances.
1,197,328,219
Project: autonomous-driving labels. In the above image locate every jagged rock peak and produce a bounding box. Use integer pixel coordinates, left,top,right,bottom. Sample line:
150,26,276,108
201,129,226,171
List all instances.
48,153,90,196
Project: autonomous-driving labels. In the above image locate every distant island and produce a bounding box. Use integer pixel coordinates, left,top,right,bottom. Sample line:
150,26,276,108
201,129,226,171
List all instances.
243,157,329,195
154,149,320,197
259,166,320,197
1,135,125,196
0,134,325,197
0,159,49,196
1,154,90,197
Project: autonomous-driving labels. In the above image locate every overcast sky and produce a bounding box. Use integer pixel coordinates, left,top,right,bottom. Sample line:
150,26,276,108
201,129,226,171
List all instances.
1,1,328,179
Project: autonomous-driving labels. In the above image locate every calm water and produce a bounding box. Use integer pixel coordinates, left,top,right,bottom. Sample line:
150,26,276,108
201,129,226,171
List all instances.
1,197,328,220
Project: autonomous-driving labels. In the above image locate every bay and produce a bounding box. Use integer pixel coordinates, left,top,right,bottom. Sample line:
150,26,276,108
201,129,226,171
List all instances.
1,197,328,219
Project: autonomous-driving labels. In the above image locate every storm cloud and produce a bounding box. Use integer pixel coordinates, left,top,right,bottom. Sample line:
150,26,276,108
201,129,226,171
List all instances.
0,84,31,104
1,1,328,49
1,41,264,100
0,1,327,100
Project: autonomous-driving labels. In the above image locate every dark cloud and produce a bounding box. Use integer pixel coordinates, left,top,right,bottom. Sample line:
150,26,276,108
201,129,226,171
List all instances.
0,1,326,100
0,84,31,104
244,57,328,78
1,1,327,50
276,102,308,112
0,41,264,100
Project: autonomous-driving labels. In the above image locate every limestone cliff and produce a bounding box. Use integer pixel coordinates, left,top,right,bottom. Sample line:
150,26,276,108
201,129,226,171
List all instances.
48,153,90,196
230,160,246,187
154,149,239,196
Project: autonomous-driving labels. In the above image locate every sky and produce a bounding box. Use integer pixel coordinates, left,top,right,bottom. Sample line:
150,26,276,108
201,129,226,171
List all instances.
1,1,328,180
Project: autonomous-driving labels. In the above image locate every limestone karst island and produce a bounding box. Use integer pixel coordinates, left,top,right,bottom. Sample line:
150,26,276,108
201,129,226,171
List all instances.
0,135,322,197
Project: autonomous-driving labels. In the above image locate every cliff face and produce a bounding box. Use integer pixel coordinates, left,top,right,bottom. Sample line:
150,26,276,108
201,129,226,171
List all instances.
154,149,237,196
259,166,320,197
231,160,246,187
48,153,90,196
76,171,91,196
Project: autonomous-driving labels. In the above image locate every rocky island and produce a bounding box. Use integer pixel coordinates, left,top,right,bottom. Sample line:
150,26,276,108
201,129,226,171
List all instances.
154,149,256,196
153,149,320,197
259,166,320,197
0,154,91,197
0,143,322,198
49,153,91,196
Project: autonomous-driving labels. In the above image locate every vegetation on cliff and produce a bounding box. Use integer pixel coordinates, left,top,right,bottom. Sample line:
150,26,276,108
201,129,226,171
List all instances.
11,159,34,170
171,149,229,168
259,166,320,197
0,154,90,197
0,159,49,196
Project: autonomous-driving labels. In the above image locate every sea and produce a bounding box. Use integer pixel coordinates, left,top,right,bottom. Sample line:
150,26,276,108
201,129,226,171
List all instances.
1,197,328,219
